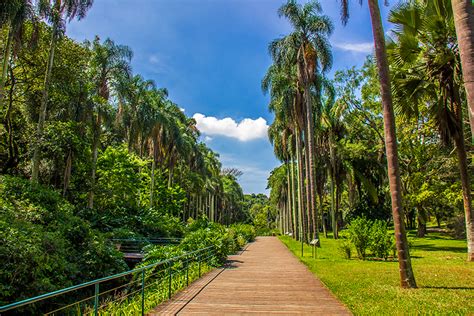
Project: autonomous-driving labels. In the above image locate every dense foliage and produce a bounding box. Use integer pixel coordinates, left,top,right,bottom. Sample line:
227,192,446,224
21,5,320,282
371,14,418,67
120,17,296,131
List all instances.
0,176,126,305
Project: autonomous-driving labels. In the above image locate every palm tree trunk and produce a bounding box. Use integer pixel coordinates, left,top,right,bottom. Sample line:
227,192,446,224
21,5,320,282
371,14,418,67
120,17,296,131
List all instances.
368,0,417,288
32,26,57,182
453,125,474,261
319,194,327,238
0,24,13,106
296,128,306,241
335,180,341,238
290,157,298,237
286,166,292,234
451,0,474,143
303,87,318,240
330,171,336,238
304,134,314,241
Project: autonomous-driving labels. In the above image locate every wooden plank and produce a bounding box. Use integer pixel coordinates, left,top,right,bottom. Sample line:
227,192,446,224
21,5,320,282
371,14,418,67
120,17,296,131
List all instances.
150,237,351,315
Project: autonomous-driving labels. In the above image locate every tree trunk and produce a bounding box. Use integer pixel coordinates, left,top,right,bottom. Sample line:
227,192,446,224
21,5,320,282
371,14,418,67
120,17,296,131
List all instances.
319,194,327,238
286,166,292,234
296,128,306,241
0,24,13,106
290,157,298,237
304,136,314,241
368,0,417,288
335,180,341,238
303,87,318,240
453,129,474,261
451,0,474,143
330,171,336,238
32,26,57,182
3,64,18,173
416,207,427,238
168,165,174,188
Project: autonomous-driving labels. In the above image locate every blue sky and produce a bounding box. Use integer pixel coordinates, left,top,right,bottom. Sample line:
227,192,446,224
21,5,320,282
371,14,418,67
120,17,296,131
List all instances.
67,0,395,194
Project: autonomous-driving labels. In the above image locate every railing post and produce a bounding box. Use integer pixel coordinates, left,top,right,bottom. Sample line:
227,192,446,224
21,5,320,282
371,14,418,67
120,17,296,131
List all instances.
168,261,172,300
141,270,145,316
198,253,201,278
94,283,99,316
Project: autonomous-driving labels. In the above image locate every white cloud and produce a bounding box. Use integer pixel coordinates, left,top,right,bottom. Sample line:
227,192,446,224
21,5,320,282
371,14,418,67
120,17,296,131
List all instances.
333,42,373,53
204,136,213,142
149,54,160,64
193,113,268,142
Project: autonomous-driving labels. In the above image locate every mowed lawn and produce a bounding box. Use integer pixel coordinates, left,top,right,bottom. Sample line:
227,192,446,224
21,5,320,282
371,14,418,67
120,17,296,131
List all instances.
279,233,474,315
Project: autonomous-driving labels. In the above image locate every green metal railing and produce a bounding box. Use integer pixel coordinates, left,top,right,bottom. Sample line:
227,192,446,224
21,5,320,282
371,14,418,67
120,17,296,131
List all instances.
0,246,216,315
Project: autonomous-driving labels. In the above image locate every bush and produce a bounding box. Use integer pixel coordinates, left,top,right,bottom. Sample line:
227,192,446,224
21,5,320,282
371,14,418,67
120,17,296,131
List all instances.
0,176,126,305
347,217,372,259
339,239,352,259
229,224,256,245
369,220,392,260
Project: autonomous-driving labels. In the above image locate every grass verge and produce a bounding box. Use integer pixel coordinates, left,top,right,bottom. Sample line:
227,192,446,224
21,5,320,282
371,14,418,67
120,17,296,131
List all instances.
279,233,474,315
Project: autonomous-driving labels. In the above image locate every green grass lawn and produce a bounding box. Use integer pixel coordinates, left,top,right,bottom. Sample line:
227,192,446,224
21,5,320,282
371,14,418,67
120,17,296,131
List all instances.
279,232,474,315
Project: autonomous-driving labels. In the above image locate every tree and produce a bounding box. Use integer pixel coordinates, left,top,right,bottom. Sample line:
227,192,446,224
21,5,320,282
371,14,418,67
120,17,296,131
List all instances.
31,0,93,182
451,0,474,142
339,0,417,288
0,0,36,106
87,37,132,208
388,0,473,261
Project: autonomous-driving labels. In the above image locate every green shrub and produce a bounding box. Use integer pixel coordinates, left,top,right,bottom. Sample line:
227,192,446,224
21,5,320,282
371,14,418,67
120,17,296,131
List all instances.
347,217,372,259
369,220,392,260
229,223,256,244
339,239,352,259
0,176,126,305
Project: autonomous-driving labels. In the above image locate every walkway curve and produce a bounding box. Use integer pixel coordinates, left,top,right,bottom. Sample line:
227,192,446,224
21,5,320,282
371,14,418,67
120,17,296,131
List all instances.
150,236,351,315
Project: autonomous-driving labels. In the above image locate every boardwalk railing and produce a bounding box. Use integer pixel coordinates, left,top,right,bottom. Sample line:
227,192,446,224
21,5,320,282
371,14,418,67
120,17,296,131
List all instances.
0,246,216,315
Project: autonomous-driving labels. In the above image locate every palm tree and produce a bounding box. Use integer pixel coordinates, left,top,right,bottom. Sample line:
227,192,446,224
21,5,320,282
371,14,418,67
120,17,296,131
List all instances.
87,36,132,208
389,0,473,261
321,90,346,239
0,0,36,105
339,0,417,288
277,0,333,240
263,62,304,240
32,0,93,182
451,0,474,142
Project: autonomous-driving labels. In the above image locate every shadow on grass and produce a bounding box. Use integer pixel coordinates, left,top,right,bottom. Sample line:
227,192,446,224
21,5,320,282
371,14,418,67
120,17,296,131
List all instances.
413,244,466,253
422,286,474,290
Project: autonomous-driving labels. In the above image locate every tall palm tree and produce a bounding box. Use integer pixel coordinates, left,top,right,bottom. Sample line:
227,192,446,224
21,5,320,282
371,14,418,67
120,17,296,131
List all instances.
276,0,333,240
339,0,417,288
263,62,304,240
389,0,473,261
0,0,36,105
87,36,132,208
451,0,474,142
32,0,93,182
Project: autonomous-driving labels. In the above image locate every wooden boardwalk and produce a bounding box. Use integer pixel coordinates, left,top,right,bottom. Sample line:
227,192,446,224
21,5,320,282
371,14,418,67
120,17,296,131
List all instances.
149,236,350,315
